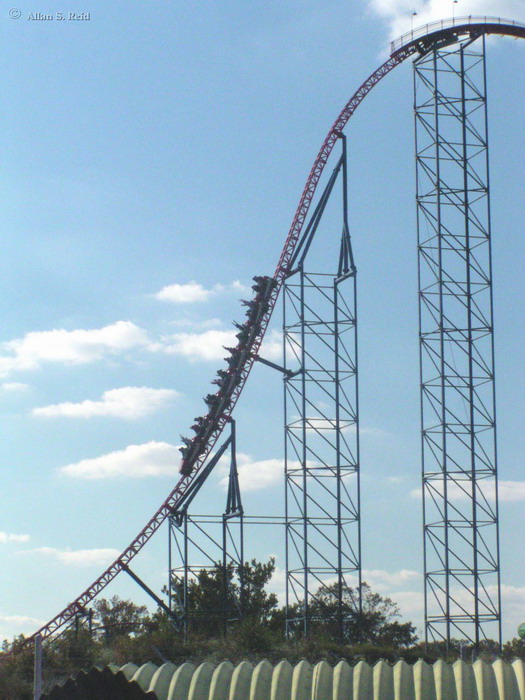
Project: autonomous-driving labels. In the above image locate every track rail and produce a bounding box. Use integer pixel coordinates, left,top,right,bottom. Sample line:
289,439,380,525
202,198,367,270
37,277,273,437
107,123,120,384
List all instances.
23,17,525,647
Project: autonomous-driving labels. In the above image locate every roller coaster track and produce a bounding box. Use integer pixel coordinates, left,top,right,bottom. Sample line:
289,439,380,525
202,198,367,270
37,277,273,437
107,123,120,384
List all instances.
23,17,525,647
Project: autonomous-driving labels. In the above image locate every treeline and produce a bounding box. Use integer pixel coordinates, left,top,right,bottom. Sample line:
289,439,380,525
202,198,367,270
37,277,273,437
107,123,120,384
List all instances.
1,558,524,698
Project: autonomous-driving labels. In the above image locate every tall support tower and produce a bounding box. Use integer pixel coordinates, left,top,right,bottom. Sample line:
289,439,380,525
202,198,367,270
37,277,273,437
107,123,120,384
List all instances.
414,36,501,648
283,136,361,640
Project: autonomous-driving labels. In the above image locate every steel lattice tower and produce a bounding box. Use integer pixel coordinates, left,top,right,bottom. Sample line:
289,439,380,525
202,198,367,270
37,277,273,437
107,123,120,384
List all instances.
168,422,245,638
414,36,501,648
283,137,362,640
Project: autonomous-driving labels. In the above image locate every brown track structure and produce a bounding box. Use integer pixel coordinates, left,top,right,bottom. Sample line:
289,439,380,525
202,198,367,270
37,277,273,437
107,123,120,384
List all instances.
23,17,525,647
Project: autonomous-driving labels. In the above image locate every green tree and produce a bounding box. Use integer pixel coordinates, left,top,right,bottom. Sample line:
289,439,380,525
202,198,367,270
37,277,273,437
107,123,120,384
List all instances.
171,557,278,637
0,642,33,700
239,558,278,623
92,595,148,645
502,637,525,661
310,581,418,646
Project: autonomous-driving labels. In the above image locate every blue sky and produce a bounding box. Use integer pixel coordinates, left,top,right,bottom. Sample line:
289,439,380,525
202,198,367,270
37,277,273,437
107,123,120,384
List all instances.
1,0,524,644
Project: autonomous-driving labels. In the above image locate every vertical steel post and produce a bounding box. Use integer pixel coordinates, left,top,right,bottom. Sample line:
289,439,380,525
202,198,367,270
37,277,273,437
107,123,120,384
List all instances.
482,35,503,648
33,634,42,700
222,513,228,637
284,280,291,638
168,517,172,614
300,262,309,636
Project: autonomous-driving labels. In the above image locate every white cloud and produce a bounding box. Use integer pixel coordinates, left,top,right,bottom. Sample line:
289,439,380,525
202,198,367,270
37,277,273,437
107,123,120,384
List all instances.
258,330,282,361
156,329,238,362
0,532,30,544
0,614,44,640
393,590,425,619
498,481,525,502
153,328,282,363
368,0,525,42
0,321,149,377
410,479,525,502
218,452,286,492
0,382,29,392
33,386,179,420
363,568,421,588
213,280,251,295
59,441,181,479
154,281,211,303
153,280,250,304
231,455,285,492
500,585,525,627
218,452,310,492
171,317,223,330
33,546,120,568
433,582,525,626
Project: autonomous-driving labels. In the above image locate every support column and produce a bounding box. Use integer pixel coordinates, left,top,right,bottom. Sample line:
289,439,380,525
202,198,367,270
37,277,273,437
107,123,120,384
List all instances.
284,136,361,640
414,35,501,649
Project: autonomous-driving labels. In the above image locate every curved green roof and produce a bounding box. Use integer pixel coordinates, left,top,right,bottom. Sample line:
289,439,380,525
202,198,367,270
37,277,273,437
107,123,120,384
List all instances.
43,657,525,699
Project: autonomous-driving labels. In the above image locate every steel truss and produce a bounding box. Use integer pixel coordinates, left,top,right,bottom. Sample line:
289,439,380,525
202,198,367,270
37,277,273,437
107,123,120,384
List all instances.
414,36,501,648
283,137,361,640
168,421,245,638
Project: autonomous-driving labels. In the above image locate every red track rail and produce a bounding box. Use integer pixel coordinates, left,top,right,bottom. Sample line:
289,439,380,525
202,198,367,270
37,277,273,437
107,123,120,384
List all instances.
23,18,525,647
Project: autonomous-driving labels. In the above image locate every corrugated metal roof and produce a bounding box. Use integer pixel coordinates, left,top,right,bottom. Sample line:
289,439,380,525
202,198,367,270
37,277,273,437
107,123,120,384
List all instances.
43,658,525,699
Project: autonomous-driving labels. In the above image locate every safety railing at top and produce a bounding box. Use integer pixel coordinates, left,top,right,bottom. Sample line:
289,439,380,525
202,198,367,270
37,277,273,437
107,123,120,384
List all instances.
391,15,525,55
